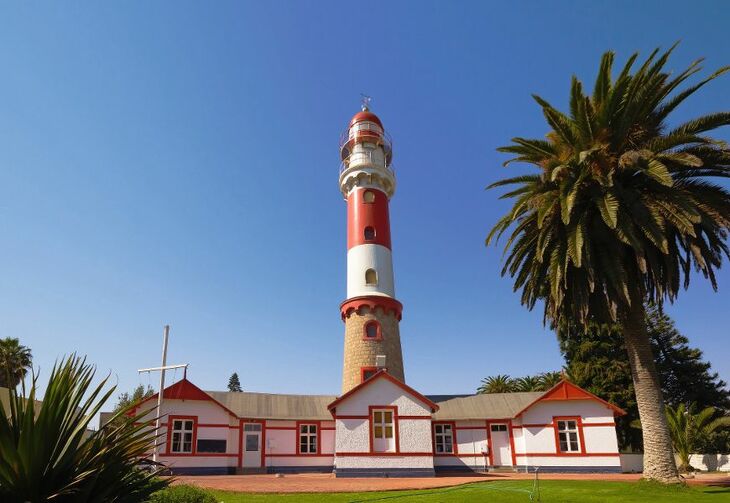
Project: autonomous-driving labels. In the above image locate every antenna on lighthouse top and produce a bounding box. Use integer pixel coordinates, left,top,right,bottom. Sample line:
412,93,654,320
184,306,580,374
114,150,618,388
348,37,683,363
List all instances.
360,93,372,112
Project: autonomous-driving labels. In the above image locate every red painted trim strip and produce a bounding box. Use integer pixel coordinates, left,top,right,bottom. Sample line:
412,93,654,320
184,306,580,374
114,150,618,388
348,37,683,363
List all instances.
398,416,432,420
434,453,489,458
266,426,298,430
197,423,238,429
336,452,433,457
237,419,243,468
266,453,334,458
334,415,369,420
161,453,238,458
340,296,403,322
516,453,621,457
485,420,493,466
508,419,517,467
455,426,489,430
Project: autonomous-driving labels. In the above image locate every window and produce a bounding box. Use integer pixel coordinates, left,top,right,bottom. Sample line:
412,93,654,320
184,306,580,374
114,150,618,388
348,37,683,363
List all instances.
244,423,262,432
490,424,508,432
299,424,318,454
361,367,378,382
170,419,194,453
365,268,377,285
372,409,394,440
364,320,380,339
363,190,375,203
557,420,581,453
364,226,376,241
197,439,226,453
434,424,454,454
245,434,259,451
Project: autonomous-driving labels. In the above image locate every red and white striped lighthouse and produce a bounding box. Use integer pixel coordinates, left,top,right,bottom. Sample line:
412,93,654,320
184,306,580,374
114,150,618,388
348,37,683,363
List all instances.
338,104,405,393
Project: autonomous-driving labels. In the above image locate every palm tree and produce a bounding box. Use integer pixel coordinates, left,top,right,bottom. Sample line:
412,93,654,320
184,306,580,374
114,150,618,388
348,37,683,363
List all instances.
664,403,730,472
477,374,515,393
0,338,32,389
537,371,563,390
487,45,730,483
514,375,543,392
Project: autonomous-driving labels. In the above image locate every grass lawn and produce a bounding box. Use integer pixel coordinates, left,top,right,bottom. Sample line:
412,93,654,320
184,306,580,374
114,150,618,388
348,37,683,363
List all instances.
208,480,730,502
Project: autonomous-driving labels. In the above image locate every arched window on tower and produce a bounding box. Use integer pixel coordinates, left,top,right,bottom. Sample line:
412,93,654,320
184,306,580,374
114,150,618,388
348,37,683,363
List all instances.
364,320,381,340
363,190,376,203
364,226,376,241
365,268,378,286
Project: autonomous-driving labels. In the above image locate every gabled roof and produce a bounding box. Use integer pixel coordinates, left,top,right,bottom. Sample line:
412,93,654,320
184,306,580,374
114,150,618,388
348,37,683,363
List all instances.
429,392,543,420
513,379,626,417
327,370,440,415
132,378,239,418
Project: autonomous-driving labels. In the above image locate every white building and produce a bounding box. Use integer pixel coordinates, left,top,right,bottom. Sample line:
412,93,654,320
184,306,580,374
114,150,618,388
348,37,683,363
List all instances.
125,106,626,476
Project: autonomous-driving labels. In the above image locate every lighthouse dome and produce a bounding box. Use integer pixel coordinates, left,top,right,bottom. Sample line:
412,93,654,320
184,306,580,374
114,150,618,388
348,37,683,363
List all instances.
349,110,383,129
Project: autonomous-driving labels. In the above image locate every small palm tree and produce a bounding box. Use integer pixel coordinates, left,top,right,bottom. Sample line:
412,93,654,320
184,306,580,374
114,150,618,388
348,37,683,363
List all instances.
0,355,169,501
514,375,543,392
0,338,32,389
477,374,515,393
665,403,730,472
487,45,730,482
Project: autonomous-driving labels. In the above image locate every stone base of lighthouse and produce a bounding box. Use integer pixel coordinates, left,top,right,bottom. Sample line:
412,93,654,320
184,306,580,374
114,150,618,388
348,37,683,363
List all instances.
341,305,405,393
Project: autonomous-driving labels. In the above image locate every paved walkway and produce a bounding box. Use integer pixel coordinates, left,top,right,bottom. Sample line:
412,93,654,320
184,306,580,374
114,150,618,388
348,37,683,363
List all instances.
175,472,728,493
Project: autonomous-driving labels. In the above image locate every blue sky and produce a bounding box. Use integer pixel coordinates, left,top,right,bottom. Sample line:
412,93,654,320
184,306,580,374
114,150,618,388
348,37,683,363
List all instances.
1,1,728,404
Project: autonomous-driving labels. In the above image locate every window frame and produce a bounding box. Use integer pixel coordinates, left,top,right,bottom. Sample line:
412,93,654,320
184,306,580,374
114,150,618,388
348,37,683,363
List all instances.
166,415,197,456
365,268,378,286
360,366,379,383
553,416,586,455
297,422,319,455
369,405,399,454
364,226,376,241
432,422,457,455
363,320,382,340
363,190,376,203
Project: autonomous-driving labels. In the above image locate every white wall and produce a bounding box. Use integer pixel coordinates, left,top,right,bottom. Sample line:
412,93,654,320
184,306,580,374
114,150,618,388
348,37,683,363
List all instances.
334,378,432,417
620,453,730,473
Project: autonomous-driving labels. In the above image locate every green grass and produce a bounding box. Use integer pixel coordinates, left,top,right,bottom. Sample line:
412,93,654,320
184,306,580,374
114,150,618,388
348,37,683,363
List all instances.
207,480,730,502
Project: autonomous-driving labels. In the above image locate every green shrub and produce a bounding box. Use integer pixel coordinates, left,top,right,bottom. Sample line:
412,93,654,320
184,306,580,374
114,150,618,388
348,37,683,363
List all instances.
148,485,218,503
0,356,168,502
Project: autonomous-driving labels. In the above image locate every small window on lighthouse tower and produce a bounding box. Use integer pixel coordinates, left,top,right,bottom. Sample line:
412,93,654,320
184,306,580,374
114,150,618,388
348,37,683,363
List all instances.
364,226,376,241
365,268,378,285
364,321,380,339
363,190,376,203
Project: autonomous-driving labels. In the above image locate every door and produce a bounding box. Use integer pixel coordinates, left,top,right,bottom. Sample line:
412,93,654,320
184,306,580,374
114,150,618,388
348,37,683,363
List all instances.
243,423,262,468
372,409,396,453
490,423,512,466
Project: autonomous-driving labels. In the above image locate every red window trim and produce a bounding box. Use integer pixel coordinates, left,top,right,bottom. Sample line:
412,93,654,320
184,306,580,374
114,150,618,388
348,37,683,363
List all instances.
362,320,383,341
368,405,399,454
296,421,321,455
553,416,586,455
360,366,379,383
432,421,458,456
165,415,198,456
364,226,376,241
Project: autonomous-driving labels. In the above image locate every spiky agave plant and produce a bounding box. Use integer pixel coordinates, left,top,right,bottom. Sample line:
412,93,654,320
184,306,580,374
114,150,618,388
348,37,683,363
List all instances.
487,45,730,482
0,356,169,502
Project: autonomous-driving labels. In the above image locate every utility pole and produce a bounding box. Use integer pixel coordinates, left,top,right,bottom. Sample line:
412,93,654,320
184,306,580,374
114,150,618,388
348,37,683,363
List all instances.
138,325,189,462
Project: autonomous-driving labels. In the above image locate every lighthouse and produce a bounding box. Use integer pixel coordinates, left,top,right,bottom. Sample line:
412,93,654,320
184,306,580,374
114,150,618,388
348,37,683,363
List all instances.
338,104,405,393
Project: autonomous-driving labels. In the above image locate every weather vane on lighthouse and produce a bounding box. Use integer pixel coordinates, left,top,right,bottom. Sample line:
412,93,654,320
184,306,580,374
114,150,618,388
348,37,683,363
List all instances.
360,93,372,111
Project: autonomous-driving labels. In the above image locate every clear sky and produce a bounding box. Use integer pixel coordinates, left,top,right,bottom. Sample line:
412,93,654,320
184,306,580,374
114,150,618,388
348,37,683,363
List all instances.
1,1,728,404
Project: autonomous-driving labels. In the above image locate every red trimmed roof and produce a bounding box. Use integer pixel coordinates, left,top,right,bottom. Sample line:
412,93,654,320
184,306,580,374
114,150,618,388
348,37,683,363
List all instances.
514,379,626,417
327,370,439,416
349,111,383,128
130,378,239,418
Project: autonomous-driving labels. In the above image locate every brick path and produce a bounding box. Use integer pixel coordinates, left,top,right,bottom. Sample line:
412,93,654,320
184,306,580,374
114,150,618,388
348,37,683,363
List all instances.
174,472,728,493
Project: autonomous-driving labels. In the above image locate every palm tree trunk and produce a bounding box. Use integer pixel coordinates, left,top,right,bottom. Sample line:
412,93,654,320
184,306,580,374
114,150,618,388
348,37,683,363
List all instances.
622,292,681,483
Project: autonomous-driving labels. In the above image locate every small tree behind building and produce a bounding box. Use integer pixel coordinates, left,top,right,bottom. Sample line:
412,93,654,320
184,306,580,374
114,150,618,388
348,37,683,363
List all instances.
228,372,242,392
